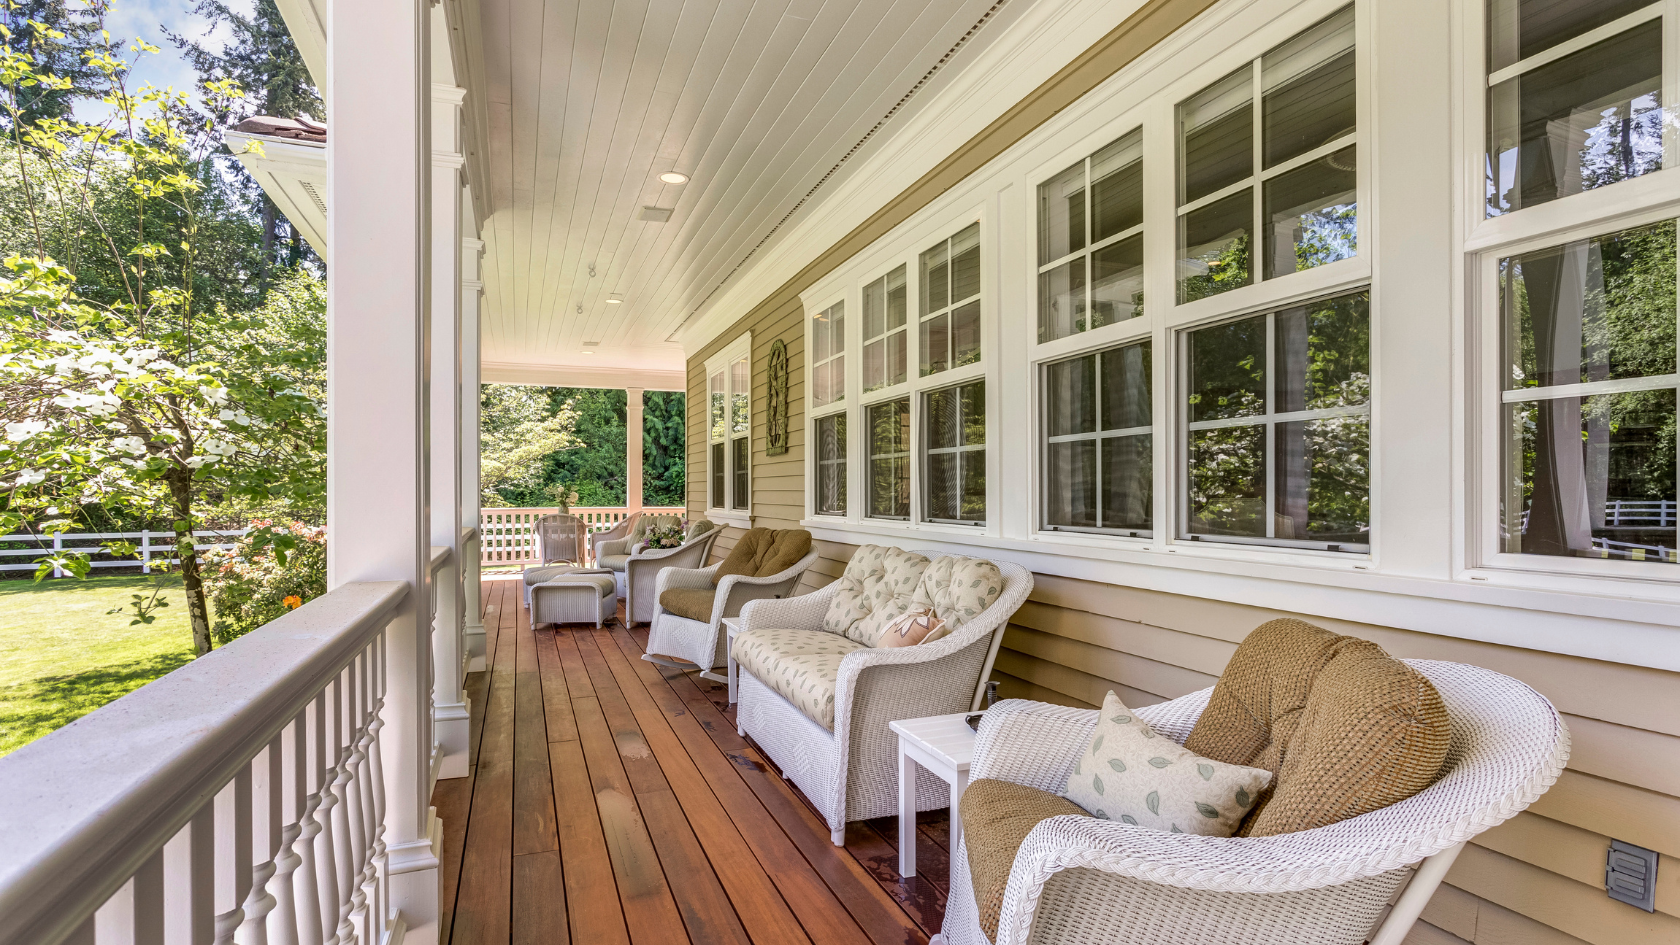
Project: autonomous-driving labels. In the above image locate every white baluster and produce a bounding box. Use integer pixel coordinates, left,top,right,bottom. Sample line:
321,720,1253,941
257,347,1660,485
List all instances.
239,737,283,945
354,651,379,945
213,769,253,945
365,632,390,938
296,695,328,945
313,678,345,945
340,655,369,945
267,714,307,945
163,806,214,944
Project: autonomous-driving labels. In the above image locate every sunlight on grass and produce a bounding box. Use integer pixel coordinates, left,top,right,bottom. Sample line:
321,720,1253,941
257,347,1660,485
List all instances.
0,576,199,757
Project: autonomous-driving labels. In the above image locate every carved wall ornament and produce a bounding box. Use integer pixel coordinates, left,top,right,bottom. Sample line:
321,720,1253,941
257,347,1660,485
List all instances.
766,339,789,456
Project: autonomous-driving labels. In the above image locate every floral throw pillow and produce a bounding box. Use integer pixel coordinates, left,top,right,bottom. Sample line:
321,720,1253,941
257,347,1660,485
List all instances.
1062,691,1272,837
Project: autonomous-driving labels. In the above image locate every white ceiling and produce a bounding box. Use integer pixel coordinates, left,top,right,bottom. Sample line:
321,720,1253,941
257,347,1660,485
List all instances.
473,0,1013,381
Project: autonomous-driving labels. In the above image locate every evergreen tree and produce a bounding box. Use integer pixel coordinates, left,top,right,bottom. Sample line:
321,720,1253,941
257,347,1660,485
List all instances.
0,0,105,129
167,0,321,283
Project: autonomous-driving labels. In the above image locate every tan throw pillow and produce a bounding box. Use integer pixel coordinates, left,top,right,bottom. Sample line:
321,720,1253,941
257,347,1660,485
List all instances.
874,607,948,648
960,778,1086,942
1244,640,1451,836
1063,691,1272,836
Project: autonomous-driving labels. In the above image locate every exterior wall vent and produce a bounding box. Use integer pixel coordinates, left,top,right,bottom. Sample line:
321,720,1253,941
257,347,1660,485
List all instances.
1606,840,1658,912
638,206,673,222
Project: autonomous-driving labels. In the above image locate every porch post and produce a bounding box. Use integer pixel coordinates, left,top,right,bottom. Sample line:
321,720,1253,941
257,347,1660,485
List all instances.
626,387,644,513
460,236,486,672
326,0,438,940
429,83,469,781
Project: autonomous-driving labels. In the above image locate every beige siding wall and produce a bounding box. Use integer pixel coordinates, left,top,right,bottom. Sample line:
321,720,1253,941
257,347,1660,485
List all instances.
679,0,1679,942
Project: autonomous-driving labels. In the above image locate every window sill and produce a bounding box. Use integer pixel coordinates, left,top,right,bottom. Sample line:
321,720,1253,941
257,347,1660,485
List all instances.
707,510,753,529
798,518,1680,673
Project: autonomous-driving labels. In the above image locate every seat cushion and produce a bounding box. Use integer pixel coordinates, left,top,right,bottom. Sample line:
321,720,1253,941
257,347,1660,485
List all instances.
822,544,932,645
535,574,615,598
1245,640,1450,836
1183,618,1345,775
731,627,865,730
598,553,631,572
909,555,1005,632
716,527,813,580
960,778,1087,941
660,587,718,622
523,564,580,587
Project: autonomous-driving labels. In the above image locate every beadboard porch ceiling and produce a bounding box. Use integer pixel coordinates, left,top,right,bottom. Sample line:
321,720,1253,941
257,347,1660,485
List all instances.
473,0,1013,381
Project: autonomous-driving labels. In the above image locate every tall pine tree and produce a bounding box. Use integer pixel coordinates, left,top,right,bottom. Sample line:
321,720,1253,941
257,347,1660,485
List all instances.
1,0,106,129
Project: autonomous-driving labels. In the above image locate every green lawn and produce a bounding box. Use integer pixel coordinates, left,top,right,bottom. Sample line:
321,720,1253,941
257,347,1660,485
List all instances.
0,575,199,757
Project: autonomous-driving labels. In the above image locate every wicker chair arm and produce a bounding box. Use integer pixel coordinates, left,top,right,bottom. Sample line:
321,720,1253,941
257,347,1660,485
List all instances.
653,562,721,599
595,536,635,558
739,581,838,633
710,550,822,624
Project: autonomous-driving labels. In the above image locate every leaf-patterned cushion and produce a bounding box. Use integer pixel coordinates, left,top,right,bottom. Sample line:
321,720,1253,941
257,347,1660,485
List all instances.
731,626,866,731
909,556,1004,632
1062,691,1272,837
821,544,932,646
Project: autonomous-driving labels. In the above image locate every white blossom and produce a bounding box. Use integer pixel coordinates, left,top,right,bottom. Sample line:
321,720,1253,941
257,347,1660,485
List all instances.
5,419,49,442
17,468,46,486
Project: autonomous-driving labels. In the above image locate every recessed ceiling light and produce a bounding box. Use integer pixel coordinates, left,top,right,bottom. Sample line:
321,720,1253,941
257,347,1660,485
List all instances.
606,295,623,304
659,172,689,184
581,350,594,355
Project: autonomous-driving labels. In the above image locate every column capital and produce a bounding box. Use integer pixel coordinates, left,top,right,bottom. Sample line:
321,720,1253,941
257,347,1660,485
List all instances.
430,83,467,107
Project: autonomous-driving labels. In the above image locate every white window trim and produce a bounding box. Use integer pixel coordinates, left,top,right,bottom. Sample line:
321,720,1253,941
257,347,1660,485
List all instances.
780,0,1680,673
807,294,850,518
705,332,753,529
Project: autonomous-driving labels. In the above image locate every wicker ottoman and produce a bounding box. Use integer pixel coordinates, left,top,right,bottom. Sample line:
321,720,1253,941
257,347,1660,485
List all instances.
530,573,617,628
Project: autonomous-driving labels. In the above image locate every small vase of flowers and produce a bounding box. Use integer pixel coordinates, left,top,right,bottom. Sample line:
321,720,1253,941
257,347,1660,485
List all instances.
636,519,687,554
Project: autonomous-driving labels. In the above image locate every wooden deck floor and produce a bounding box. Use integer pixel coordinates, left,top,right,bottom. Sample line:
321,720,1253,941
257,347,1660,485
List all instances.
432,577,955,945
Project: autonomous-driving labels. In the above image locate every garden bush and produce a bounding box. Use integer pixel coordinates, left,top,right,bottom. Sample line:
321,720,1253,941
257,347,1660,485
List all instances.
203,521,326,644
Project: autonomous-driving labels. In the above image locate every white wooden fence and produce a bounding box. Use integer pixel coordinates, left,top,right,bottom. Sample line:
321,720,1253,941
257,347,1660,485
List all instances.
479,507,683,567
0,529,249,577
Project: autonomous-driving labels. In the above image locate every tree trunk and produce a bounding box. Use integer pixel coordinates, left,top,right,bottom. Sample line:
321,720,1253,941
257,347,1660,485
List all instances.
168,473,214,656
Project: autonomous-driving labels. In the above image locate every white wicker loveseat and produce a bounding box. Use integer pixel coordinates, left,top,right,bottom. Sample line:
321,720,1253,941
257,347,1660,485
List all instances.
939,660,1570,945
622,520,721,625
644,528,819,678
734,555,1032,846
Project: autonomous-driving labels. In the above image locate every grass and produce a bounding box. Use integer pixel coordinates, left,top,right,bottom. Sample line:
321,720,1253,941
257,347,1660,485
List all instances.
0,575,199,757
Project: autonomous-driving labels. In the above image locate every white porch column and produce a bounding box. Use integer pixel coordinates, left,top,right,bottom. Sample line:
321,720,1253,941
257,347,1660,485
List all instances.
327,0,438,940
626,387,644,513
460,235,486,673
429,83,468,781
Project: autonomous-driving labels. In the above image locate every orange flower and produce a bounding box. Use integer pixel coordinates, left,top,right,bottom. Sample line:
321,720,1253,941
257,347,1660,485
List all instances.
283,595,303,610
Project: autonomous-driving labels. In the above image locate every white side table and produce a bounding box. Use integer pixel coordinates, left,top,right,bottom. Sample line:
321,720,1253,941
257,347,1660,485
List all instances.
722,616,746,705
889,712,978,878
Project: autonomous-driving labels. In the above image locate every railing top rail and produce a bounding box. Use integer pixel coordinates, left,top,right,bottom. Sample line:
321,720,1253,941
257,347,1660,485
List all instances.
430,544,451,574
0,580,407,945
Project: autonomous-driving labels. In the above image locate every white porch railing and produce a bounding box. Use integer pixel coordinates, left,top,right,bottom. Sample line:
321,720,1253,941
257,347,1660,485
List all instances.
0,580,412,945
0,529,248,576
479,506,683,566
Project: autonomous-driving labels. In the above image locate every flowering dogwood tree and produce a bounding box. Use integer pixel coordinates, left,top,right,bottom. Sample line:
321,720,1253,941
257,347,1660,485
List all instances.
0,13,324,655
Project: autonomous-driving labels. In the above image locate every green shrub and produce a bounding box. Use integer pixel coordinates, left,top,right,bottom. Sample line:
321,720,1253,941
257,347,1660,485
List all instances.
203,521,326,645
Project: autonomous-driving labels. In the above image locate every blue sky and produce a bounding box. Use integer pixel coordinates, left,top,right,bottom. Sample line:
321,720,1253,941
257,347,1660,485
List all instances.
74,0,256,122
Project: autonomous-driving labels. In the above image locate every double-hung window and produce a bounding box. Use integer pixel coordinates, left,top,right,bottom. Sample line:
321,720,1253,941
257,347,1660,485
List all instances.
1495,222,1677,565
1181,290,1371,550
1038,129,1145,342
920,223,981,376
811,301,848,516
924,381,986,524
1044,341,1152,535
862,266,908,392
1485,0,1664,217
867,398,911,520
1176,5,1357,303
706,335,752,515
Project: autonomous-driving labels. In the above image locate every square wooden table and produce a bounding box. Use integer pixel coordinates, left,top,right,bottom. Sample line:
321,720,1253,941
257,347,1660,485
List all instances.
889,712,979,878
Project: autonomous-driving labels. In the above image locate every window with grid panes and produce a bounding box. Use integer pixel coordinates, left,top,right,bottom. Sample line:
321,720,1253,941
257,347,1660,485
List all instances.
1497,221,1678,564
919,224,981,376
862,265,908,392
811,301,845,408
1043,341,1153,535
1486,0,1664,217
814,413,847,515
730,356,750,510
867,398,911,520
708,371,726,508
1176,6,1357,303
924,380,986,524
1181,289,1370,550
1038,129,1144,343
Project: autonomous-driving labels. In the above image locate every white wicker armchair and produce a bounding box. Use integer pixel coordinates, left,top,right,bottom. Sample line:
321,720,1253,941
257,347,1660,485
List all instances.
644,548,821,676
939,660,1570,945
735,560,1033,846
623,523,722,624
588,511,639,565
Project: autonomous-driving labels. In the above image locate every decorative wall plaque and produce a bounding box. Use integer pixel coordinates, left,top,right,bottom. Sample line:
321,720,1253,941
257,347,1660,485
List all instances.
766,339,789,456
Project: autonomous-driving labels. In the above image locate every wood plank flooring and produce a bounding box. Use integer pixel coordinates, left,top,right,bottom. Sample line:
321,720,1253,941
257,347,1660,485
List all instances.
435,577,955,945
